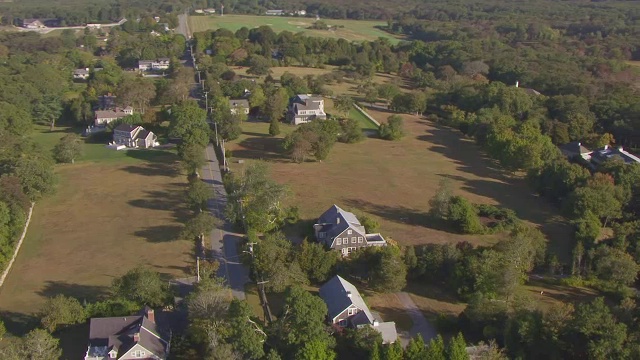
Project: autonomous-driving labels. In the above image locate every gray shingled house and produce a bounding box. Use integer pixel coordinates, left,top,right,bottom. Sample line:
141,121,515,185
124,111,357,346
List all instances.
314,204,386,256
319,275,398,344
84,307,170,360
287,94,326,125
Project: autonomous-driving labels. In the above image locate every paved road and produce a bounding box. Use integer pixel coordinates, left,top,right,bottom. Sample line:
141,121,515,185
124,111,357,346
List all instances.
18,18,126,34
202,144,250,299
396,292,437,346
177,12,191,39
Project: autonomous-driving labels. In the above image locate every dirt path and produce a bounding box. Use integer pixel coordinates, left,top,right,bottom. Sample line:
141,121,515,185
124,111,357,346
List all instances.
396,292,437,346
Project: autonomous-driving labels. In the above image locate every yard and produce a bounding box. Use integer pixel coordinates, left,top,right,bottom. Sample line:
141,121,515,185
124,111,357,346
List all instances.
0,127,193,336
227,111,572,254
189,15,401,43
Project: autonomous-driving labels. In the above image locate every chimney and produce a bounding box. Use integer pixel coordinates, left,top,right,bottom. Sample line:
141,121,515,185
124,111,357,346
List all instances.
133,332,140,342
604,145,610,150
146,308,155,323
346,291,352,298
373,320,379,327
336,217,340,224
515,81,519,88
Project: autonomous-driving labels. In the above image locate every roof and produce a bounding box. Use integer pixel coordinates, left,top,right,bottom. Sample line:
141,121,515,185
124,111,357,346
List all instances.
23,18,43,25
316,205,366,245
74,68,89,75
319,275,374,324
266,10,285,13
229,99,249,108
592,145,640,165
367,322,398,344
365,233,386,245
87,310,169,359
559,141,591,156
95,108,130,120
137,129,155,140
114,124,139,133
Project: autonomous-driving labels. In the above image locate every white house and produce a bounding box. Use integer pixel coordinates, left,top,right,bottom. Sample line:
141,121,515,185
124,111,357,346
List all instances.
287,94,327,125
73,68,90,80
113,124,157,148
138,58,170,71
94,107,134,126
22,19,45,29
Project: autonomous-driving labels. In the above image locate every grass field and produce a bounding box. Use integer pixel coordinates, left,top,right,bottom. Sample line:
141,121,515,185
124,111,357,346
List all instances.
0,127,192,337
227,110,572,255
189,15,400,43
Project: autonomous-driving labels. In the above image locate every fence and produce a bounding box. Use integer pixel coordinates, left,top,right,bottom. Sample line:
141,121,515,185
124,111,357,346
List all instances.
0,202,35,288
353,103,381,128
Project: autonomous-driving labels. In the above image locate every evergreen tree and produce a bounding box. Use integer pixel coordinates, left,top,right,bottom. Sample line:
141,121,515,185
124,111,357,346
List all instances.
405,335,427,360
446,333,469,360
426,335,446,360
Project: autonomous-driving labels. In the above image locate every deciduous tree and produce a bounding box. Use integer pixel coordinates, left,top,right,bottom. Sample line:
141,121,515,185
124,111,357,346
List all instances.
53,133,83,164
40,294,86,332
112,266,170,307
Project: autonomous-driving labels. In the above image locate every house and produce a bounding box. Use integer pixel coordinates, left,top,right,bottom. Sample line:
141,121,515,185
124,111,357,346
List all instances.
319,275,398,344
22,19,45,29
265,10,285,15
74,68,90,80
514,81,541,96
313,204,386,256
287,94,326,125
84,307,170,360
113,124,158,148
559,141,592,162
229,99,250,115
591,145,640,166
295,10,307,16
94,107,134,126
204,8,216,14
138,58,170,71
194,9,205,14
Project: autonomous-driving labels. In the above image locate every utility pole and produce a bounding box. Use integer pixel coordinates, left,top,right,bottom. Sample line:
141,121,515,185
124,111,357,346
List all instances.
196,256,200,283
203,91,209,113
221,4,224,16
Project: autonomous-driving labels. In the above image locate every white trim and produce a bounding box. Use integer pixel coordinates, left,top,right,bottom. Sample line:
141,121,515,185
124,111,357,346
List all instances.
140,325,168,344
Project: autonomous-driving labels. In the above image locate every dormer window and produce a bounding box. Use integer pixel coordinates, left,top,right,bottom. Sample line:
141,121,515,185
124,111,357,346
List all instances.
347,230,352,235
318,232,325,238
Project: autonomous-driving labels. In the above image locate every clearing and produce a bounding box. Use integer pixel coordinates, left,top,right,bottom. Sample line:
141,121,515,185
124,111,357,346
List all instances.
189,15,400,43
226,110,572,255
0,127,192,334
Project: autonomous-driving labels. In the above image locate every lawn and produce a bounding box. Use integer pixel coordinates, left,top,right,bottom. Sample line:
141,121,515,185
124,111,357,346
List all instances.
189,15,401,43
227,110,572,253
0,128,193,338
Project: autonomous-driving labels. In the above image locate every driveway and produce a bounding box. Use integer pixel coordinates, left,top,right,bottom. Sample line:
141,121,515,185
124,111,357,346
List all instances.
201,143,249,299
396,292,437,346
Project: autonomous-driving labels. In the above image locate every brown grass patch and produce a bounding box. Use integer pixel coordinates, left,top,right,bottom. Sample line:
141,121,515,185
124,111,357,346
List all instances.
0,154,193,326
366,292,414,331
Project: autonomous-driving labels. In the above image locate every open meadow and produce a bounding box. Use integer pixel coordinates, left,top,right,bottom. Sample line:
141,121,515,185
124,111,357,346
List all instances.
189,15,401,43
227,111,573,255
0,127,193,335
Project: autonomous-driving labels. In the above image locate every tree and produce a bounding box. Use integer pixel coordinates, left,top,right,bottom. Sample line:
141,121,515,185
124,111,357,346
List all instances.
569,297,628,360
405,335,427,360
181,213,221,247
247,55,272,76
264,87,289,128
425,335,446,360
13,156,56,200
573,211,601,246
33,94,63,131
447,196,483,234
116,76,156,113
225,162,289,232
22,329,62,360
180,143,207,176
269,118,281,136
296,340,336,360
334,95,354,117
253,231,308,292
249,86,266,112
112,266,170,307
169,101,210,148
40,294,86,332
186,179,213,212
53,133,83,164
370,246,407,292
429,179,453,220
339,118,365,144
337,326,382,359
283,120,340,162
446,333,469,360
356,213,380,233
297,240,338,282
271,286,333,355
377,84,400,105
378,115,404,140
227,299,266,359
383,342,404,360
592,246,639,287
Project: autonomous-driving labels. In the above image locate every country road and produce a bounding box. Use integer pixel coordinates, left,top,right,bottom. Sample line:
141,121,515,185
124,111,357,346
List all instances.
177,12,191,39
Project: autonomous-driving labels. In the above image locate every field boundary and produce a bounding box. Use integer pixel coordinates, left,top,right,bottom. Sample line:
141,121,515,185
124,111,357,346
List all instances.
0,202,35,288
353,103,380,128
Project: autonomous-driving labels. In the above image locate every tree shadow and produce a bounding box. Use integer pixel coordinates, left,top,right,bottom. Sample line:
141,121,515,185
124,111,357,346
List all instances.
0,310,39,336
58,322,89,360
120,162,180,177
233,136,289,162
342,198,452,232
125,149,180,163
242,131,270,137
36,281,110,303
134,225,185,243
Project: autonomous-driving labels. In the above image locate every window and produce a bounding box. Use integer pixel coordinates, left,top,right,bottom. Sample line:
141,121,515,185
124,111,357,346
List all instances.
351,237,356,243
358,237,363,243
348,247,356,254
339,319,347,326
131,350,143,358
348,308,355,316
348,229,352,235
336,238,342,245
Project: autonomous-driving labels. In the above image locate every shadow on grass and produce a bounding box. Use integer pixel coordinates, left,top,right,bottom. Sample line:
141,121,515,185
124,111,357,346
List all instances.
343,198,453,232
36,281,109,303
242,131,270,137
233,136,289,162
0,310,39,336
134,225,185,243
125,149,179,162
127,186,192,243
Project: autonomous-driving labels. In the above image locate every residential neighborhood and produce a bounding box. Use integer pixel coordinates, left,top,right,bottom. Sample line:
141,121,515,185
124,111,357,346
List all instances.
287,94,326,124
314,204,387,255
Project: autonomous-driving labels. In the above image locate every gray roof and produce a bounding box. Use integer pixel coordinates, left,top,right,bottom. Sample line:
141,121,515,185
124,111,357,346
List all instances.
229,99,249,108
95,108,129,119
366,321,398,344
591,145,640,165
114,124,139,133
559,141,591,156
137,129,155,140
316,205,366,246
291,94,323,109
87,310,169,359
319,275,374,324
74,68,89,75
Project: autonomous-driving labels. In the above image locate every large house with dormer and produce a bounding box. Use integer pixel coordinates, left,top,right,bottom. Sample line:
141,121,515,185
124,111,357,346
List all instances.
113,124,157,148
313,205,386,256
94,107,134,126
287,94,326,125
319,275,398,344
84,307,170,360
